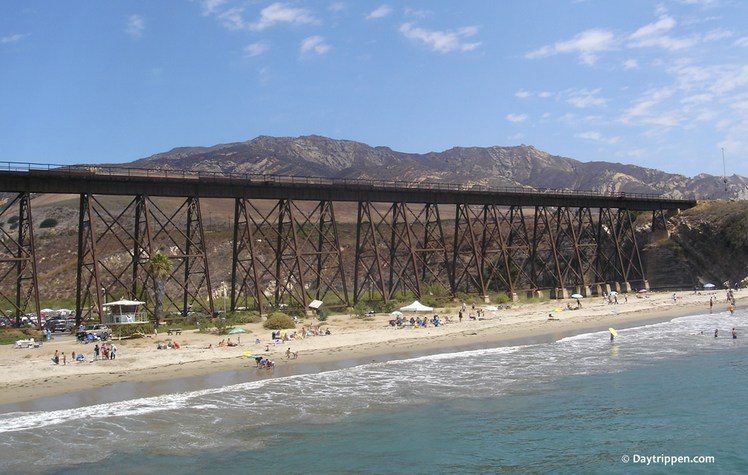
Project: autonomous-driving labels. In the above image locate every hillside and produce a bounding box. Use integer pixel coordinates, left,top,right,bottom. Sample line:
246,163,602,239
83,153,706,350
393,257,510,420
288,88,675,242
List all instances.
128,135,748,200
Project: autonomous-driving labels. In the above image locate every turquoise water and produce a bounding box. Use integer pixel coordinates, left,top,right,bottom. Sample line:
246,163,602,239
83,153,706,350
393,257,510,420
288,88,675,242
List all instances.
1,311,746,474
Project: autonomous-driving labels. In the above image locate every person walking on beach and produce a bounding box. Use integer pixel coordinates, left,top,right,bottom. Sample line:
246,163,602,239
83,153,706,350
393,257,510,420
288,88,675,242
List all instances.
715,328,719,338
710,297,714,312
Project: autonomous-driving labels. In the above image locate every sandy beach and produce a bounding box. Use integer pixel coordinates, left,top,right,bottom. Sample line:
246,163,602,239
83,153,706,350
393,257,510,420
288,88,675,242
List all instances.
0,289,739,407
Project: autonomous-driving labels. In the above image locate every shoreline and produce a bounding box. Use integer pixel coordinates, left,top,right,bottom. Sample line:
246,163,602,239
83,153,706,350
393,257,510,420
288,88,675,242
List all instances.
0,289,739,411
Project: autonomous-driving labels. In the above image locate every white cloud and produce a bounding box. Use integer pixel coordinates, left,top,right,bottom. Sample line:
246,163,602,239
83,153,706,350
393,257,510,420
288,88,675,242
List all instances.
506,113,528,123
125,14,145,38
367,5,392,20
538,91,552,98
251,3,316,31
620,87,680,126
218,8,247,30
404,8,432,19
244,41,271,57
201,0,227,16
628,15,701,50
515,90,531,99
526,28,615,65
300,35,330,55
399,23,481,53
734,36,748,47
564,88,608,108
576,131,602,141
623,59,639,70
328,3,346,14
1,33,25,44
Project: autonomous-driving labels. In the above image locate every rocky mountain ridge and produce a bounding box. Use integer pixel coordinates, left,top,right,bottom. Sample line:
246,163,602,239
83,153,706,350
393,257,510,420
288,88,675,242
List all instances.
128,135,748,200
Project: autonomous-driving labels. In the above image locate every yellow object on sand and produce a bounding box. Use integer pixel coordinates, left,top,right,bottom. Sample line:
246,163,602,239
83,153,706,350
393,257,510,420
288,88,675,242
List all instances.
241,351,254,358
608,328,618,337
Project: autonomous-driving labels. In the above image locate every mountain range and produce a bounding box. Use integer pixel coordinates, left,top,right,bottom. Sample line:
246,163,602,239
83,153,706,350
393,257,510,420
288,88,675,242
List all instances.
128,135,748,200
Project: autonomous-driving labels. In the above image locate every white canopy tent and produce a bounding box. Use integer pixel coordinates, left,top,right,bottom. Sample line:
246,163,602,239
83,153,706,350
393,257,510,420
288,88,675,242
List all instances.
399,300,434,312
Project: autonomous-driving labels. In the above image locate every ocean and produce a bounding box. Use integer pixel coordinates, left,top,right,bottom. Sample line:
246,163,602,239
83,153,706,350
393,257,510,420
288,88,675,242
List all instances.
1,309,746,474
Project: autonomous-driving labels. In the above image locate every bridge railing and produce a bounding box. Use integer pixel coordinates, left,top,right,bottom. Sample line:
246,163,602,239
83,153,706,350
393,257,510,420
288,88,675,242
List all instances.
0,161,679,202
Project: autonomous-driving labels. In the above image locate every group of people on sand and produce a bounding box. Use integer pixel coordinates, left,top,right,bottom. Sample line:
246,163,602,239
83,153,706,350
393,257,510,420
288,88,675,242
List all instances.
156,341,180,350
254,355,274,369
51,345,116,365
390,315,448,328
217,338,239,347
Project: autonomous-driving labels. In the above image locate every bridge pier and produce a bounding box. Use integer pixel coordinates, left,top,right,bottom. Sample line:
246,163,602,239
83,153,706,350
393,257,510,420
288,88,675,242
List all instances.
553,288,570,300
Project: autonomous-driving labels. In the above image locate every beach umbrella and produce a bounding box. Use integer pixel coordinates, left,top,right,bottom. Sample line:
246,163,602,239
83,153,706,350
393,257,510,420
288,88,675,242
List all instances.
703,283,716,289
228,327,248,334
571,293,583,299
390,311,403,317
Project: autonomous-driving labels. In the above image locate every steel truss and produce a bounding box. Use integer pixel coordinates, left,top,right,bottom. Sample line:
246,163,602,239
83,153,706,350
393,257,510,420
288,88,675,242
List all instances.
76,194,213,324
353,202,450,304
232,199,349,313
1,193,654,323
0,193,41,327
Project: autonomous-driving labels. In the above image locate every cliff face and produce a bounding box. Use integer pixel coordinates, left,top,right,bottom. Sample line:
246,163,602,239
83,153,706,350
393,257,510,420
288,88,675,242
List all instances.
643,201,748,288
127,135,748,200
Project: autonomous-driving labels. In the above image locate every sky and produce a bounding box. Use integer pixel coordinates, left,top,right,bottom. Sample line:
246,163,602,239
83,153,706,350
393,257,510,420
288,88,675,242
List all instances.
2,0,748,178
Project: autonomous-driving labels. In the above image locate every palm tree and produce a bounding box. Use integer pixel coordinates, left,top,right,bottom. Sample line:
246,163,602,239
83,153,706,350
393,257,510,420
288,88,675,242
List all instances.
149,251,172,333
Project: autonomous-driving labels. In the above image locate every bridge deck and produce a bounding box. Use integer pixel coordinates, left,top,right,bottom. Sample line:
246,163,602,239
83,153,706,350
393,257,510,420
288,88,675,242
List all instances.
0,163,696,211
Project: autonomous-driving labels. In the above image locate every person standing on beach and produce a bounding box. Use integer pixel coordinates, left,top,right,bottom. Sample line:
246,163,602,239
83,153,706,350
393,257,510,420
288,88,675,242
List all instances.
715,329,719,338
732,328,737,339
710,297,714,312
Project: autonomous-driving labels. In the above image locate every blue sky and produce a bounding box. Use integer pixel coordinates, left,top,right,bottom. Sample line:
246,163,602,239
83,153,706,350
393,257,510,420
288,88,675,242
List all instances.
2,1,748,178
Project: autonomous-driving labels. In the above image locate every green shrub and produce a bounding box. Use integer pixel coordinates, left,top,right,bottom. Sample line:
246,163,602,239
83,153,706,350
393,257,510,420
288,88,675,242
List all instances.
223,311,261,324
317,308,330,321
495,293,511,304
263,313,296,330
214,317,232,335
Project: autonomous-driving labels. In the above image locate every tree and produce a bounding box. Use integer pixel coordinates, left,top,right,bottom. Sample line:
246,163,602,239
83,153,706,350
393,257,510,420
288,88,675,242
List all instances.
149,251,172,331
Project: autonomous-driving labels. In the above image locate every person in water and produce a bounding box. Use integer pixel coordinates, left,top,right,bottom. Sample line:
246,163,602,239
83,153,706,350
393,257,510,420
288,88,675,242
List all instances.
732,328,737,339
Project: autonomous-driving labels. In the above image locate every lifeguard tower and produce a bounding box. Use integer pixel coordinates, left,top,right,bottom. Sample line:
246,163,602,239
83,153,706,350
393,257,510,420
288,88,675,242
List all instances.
102,299,146,324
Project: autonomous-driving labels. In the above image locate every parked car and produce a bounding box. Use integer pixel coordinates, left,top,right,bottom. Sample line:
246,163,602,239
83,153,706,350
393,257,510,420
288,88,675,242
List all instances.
45,318,71,333
83,324,111,340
